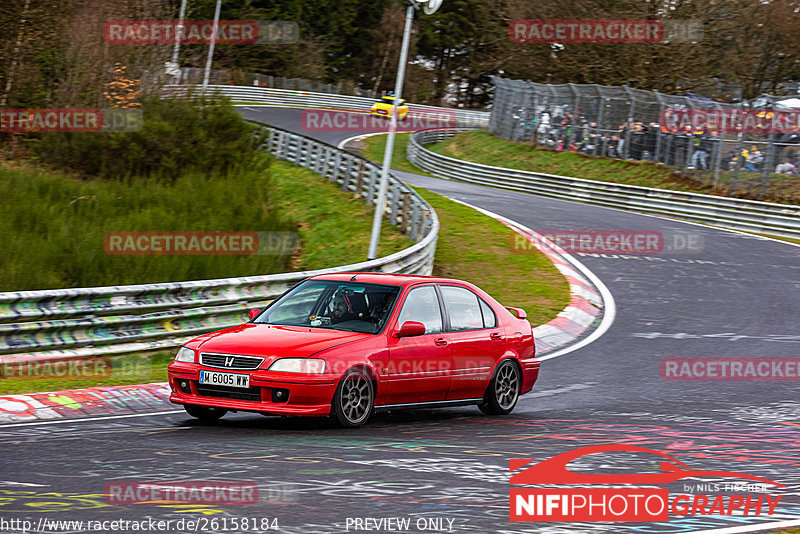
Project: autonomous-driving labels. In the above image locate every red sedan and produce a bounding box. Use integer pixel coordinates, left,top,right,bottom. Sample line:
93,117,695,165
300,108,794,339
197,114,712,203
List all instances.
168,273,539,428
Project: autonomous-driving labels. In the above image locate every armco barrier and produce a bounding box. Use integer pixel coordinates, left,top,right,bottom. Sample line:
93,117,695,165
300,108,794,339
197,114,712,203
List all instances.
0,125,438,362
162,85,491,126
408,129,800,240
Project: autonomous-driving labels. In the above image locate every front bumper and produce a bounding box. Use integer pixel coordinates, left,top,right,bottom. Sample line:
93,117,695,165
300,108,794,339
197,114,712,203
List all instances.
168,362,337,416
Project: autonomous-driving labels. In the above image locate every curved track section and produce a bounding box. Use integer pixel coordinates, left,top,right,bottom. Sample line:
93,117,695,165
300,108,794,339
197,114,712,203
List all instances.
1,106,799,534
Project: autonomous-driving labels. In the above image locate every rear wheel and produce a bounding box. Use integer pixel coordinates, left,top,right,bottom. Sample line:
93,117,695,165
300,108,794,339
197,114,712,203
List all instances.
332,368,374,428
478,360,520,415
184,404,227,421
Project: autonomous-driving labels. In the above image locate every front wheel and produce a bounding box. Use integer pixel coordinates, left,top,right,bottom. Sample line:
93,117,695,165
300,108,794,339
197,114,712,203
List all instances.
332,368,374,428
184,404,227,421
478,360,521,415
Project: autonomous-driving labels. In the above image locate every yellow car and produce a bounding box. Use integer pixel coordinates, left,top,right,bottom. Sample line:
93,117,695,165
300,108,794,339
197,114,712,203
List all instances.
370,96,409,119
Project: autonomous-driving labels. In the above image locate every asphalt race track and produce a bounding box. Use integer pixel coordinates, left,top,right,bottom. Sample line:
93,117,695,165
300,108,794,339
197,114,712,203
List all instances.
2,107,799,534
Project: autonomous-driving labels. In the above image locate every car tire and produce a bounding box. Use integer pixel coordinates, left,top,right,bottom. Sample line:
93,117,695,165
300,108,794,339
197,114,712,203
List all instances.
478,359,521,415
184,404,227,421
332,368,374,428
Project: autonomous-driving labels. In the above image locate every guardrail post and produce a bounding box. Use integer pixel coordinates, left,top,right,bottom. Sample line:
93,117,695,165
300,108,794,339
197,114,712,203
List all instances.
332,152,342,183
367,167,378,204
411,203,422,241
342,157,354,191
320,147,331,179
389,185,400,224
355,160,365,199
400,191,411,233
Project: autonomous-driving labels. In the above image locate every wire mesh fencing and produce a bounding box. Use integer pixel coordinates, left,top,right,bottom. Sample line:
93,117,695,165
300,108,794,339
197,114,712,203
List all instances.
490,76,800,201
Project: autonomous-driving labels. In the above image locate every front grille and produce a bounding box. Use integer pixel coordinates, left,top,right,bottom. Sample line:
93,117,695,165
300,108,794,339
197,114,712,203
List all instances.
200,353,264,370
196,384,263,402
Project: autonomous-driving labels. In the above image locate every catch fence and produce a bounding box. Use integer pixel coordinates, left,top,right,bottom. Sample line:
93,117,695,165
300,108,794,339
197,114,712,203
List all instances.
491,76,800,200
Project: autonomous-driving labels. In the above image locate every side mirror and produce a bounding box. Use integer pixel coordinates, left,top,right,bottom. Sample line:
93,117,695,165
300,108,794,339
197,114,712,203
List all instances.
505,306,527,320
394,321,426,338
248,308,261,320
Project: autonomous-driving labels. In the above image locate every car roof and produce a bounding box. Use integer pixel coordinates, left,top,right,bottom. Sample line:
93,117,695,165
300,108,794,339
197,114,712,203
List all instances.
309,272,469,288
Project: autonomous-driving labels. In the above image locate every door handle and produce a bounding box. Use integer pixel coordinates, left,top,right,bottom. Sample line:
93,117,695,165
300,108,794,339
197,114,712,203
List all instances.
434,337,448,346
490,332,502,341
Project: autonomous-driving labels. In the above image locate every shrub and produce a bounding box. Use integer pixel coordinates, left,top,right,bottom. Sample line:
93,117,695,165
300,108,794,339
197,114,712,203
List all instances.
34,91,264,182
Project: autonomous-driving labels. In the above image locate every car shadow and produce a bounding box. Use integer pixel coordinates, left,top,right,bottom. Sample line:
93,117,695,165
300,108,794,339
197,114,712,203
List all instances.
174,406,491,432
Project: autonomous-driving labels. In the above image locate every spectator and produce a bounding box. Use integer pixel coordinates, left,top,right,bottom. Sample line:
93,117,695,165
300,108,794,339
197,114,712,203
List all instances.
775,161,795,175
745,146,763,171
608,135,620,158
583,134,597,154
689,130,710,170
643,150,653,160
728,150,742,171
738,147,749,170
629,122,646,160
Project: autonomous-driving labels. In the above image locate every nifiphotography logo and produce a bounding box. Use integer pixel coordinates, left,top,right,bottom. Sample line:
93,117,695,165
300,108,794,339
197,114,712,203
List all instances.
509,444,784,522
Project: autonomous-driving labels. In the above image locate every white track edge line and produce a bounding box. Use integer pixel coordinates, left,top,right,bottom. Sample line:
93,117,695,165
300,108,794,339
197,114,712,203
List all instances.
0,410,182,428
446,199,616,361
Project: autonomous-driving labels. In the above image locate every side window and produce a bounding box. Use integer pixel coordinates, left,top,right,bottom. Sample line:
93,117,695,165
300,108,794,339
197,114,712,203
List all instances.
440,286,484,331
397,286,443,334
479,298,497,328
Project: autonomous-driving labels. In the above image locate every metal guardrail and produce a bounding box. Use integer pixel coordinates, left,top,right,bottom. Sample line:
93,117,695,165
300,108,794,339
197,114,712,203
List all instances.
0,126,438,362
408,129,800,240
162,85,491,126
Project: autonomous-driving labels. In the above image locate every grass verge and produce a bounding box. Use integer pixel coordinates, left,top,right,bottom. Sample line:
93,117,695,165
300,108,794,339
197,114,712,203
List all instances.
364,129,800,204
358,133,434,177
271,160,408,270
0,351,174,395
415,188,569,327
0,158,407,290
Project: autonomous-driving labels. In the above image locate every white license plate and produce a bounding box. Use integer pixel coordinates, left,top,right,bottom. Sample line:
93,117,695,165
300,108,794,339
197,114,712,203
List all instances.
199,370,250,389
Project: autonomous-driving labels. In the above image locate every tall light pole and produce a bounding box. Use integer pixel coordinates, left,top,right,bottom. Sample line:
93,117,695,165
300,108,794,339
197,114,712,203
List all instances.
201,0,223,93
166,0,188,83
367,0,444,260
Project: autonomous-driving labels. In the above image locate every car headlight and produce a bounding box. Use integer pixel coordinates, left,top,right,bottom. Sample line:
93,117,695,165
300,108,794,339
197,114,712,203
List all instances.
268,358,326,374
174,347,196,363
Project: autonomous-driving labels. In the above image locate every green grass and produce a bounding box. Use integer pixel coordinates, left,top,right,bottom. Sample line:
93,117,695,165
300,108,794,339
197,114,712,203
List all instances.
0,156,411,395
412,129,800,204
358,133,435,177
271,160,409,270
0,351,173,395
0,157,407,290
415,188,569,327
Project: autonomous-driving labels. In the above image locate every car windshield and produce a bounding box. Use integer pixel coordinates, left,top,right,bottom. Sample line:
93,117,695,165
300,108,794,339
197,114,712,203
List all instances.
254,279,400,334
380,97,404,106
